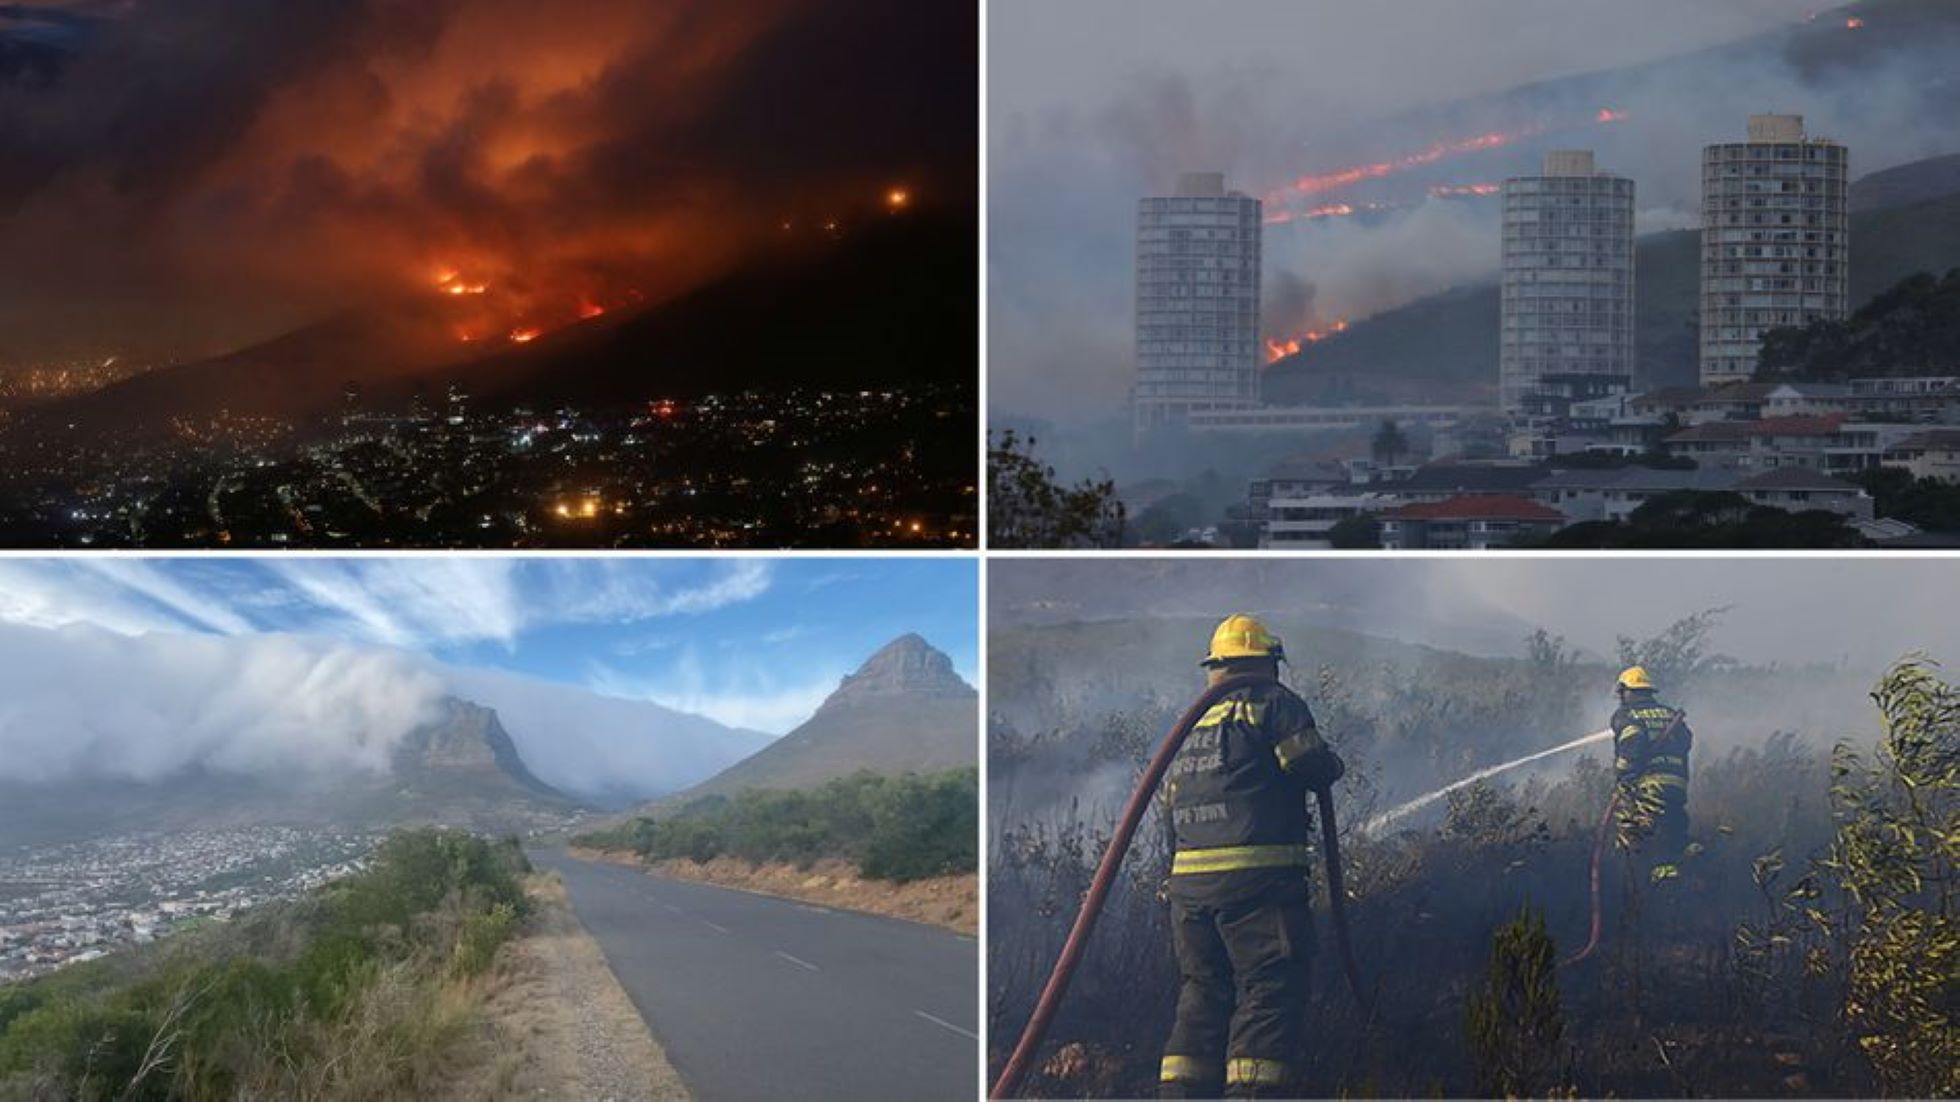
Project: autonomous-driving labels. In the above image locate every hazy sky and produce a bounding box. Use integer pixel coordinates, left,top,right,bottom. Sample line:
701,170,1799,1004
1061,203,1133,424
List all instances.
0,557,978,734
992,0,1812,124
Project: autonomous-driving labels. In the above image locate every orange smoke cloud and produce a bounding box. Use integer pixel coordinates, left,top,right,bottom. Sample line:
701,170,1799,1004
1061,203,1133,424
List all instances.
0,0,976,366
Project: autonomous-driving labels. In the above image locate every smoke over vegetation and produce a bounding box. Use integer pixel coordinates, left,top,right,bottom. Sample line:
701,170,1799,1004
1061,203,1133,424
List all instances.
0,0,974,366
988,558,1960,825
989,0,1960,422
0,621,445,784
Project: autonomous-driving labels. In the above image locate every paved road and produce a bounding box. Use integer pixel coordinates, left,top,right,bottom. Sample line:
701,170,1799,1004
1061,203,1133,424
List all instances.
535,849,977,1102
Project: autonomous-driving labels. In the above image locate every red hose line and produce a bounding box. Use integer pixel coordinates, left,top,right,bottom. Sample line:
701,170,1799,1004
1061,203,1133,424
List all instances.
1563,712,1681,969
1560,789,1618,969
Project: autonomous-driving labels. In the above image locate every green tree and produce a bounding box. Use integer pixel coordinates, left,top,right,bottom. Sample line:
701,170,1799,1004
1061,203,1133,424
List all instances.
1615,607,1732,698
1326,513,1381,549
987,430,1125,548
1465,903,1566,1098
1816,658,1960,1097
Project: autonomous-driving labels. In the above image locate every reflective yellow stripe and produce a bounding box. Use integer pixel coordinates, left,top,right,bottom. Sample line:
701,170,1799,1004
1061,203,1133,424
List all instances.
1649,773,1687,789
1226,1057,1290,1086
1161,1055,1218,1083
1171,844,1311,876
1195,700,1263,729
1273,729,1322,769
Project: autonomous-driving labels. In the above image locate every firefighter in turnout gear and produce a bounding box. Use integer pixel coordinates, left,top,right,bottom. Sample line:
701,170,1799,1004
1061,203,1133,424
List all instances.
1158,615,1346,1100
1610,666,1694,883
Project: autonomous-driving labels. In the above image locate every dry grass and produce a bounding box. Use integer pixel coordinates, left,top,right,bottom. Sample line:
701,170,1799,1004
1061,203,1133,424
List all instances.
434,873,689,1102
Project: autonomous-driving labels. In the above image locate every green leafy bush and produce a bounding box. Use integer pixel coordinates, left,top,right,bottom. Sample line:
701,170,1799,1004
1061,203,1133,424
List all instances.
0,828,531,1100
578,768,978,883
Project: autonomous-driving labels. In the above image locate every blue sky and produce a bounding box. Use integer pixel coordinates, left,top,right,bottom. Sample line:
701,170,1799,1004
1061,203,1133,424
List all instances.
0,558,977,733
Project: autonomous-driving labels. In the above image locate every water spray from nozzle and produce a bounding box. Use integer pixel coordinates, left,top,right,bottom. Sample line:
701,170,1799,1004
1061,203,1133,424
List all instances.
1361,728,1614,837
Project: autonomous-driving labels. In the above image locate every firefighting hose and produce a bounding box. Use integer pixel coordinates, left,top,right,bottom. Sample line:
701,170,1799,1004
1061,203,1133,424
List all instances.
989,674,1369,1100
1560,711,1684,969
1559,789,1619,969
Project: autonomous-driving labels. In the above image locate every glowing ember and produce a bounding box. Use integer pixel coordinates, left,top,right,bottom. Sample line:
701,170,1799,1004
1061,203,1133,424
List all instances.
578,300,606,320
509,328,542,344
886,187,910,210
1596,107,1629,124
1429,183,1502,198
1264,319,1349,363
1845,16,1864,28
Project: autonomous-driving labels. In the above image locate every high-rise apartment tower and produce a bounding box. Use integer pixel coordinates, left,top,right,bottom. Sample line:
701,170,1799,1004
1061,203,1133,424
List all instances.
1700,114,1849,385
1499,150,1636,416
1133,172,1262,435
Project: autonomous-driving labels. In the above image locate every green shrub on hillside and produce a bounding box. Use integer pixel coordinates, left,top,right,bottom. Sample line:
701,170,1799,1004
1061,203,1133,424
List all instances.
0,828,530,1100
580,768,978,883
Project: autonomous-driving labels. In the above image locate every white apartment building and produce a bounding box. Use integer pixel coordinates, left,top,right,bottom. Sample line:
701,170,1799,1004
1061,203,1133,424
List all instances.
1700,115,1850,385
1500,151,1636,415
1133,172,1263,434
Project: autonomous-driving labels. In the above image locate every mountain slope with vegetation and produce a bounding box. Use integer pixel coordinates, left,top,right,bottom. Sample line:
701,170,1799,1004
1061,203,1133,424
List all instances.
651,634,977,810
0,830,530,1100
1265,182,1960,401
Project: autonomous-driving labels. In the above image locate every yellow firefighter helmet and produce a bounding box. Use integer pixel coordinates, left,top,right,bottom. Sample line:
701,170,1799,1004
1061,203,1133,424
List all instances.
1202,614,1285,667
1617,665,1654,692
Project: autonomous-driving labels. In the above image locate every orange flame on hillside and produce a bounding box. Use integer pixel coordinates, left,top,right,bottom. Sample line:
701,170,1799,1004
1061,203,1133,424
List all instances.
1264,319,1349,363
1846,17,1865,29
1596,107,1630,124
509,327,542,344
1273,125,1545,200
1429,183,1501,198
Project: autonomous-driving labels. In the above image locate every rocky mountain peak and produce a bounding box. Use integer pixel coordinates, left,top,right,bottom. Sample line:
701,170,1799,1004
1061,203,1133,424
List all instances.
816,634,972,713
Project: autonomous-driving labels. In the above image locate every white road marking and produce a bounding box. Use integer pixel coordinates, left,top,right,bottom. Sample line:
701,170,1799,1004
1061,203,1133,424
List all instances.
663,904,684,914
913,1009,979,1041
704,920,731,934
773,950,819,971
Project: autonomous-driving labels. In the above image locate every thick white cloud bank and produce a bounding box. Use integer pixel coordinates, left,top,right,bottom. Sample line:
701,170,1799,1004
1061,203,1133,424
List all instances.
0,620,775,805
0,621,447,784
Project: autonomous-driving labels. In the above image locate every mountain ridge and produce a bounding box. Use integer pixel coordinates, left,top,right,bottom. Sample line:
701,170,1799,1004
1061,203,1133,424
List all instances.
649,634,977,812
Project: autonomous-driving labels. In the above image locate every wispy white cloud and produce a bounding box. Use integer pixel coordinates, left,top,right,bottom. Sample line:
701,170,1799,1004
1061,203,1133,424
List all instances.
0,559,781,654
587,642,842,735
0,561,208,636
528,560,776,625
265,559,525,648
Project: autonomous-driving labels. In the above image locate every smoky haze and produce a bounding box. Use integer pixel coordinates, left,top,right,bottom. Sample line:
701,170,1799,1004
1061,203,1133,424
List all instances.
0,0,974,367
989,0,1960,422
988,558,1960,825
